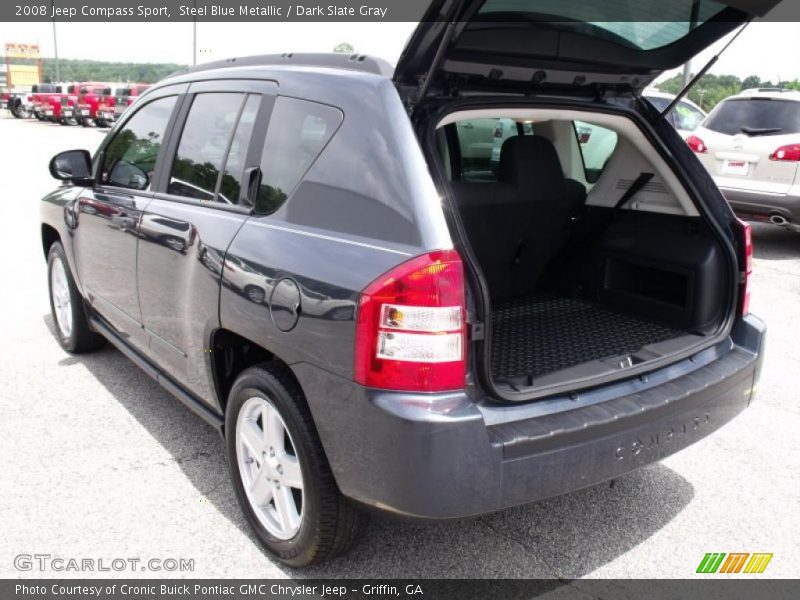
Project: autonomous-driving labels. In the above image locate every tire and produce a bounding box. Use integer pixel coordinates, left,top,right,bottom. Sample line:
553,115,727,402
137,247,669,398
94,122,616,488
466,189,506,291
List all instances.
225,363,366,566
47,242,105,353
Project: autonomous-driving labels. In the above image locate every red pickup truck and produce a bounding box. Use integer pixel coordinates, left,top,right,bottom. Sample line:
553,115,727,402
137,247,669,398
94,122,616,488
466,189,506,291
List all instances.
111,84,151,122
30,84,63,120
41,84,83,125
75,82,114,127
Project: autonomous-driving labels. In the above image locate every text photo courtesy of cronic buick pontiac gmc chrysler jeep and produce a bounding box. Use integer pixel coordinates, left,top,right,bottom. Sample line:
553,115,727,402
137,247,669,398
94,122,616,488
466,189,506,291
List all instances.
40,0,774,566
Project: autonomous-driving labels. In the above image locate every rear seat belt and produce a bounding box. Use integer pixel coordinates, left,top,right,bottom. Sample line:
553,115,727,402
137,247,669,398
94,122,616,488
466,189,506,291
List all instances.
543,172,655,287
574,171,654,252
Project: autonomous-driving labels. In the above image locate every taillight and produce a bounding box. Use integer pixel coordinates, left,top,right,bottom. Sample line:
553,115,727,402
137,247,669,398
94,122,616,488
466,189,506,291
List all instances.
736,219,753,317
769,144,800,162
686,134,708,153
354,250,467,392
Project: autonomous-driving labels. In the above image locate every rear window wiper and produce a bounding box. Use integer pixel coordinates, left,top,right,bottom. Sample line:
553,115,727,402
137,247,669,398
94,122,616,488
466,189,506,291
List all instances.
741,126,782,136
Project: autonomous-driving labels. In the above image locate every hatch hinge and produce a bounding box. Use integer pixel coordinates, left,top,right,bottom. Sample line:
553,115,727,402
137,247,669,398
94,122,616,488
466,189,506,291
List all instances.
407,0,466,115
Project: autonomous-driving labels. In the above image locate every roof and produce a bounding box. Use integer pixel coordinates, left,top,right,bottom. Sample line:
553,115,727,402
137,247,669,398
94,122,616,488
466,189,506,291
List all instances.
737,88,800,101
164,53,394,81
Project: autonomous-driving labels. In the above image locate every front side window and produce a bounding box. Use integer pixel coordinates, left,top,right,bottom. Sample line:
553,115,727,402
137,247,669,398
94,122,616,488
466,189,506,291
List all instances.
102,95,176,190
256,96,343,214
168,93,246,202
574,120,618,183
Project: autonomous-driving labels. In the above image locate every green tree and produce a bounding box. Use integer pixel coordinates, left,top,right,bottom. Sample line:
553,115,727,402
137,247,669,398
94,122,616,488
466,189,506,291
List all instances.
333,42,355,54
741,75,761,90
41,58,186,84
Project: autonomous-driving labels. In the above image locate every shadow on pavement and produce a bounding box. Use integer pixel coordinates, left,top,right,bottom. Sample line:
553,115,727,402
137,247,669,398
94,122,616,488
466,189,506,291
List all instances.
45,315,694,578
750,222,799,261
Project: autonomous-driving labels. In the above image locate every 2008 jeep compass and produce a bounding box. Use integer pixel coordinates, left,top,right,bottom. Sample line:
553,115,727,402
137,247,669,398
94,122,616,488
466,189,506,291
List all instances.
40,0,775,566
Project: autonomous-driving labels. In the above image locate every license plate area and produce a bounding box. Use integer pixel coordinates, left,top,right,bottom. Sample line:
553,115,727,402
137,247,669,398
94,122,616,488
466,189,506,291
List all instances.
722,159,750,176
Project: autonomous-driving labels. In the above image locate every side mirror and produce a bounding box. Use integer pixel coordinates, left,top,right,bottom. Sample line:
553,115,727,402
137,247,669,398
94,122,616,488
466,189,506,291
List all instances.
49,150,93,185
108,160,149,191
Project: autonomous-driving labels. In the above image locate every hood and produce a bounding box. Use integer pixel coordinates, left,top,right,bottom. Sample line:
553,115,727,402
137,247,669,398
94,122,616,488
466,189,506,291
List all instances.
395,0,781,102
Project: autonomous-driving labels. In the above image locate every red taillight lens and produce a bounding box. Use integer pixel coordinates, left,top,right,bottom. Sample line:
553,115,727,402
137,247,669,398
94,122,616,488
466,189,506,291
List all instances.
769,144,800,162
354,250,467,392
686,134,708,153
736,219,753,316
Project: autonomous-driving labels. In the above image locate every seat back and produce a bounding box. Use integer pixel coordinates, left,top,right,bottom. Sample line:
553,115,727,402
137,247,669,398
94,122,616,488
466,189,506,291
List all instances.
453,135,586,301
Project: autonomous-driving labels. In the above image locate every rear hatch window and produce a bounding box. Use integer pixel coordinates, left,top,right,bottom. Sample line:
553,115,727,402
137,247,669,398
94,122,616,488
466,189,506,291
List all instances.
476,0,729,50
705,98,800,136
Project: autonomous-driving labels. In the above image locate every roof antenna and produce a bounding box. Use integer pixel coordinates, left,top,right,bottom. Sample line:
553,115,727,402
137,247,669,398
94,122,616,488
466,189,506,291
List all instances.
658,22,750,121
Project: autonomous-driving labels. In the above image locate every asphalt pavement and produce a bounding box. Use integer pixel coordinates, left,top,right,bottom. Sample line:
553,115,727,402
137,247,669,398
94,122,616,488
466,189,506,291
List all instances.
0,113,797,579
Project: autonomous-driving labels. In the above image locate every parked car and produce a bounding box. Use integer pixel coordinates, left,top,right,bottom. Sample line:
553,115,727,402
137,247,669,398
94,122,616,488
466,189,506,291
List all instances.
38,84,81,125
112,84,151,121
3,89,33,118
30,84,63,120
56,85,81,125
74,82,113,127
41,0,773,567
95,86,126,127
643,88,707,138
689,88,800,231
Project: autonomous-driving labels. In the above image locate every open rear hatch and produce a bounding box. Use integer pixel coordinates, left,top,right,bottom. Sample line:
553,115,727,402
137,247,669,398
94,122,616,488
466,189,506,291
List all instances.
396,1,778,401
395,0,780,108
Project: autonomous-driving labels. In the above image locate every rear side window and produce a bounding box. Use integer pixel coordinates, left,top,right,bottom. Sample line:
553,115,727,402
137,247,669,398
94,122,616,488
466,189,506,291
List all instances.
574,120,618,184
453,118,534,182
255,97,343,214
102,96,177,190
705,99,800,136
168,92,257,204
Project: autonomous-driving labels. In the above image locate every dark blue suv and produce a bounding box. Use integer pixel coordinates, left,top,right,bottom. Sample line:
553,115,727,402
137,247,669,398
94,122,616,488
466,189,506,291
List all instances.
41,0,775,566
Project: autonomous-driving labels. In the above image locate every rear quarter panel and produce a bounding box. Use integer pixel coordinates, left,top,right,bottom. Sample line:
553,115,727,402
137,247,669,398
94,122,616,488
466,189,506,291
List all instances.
220,72,450,380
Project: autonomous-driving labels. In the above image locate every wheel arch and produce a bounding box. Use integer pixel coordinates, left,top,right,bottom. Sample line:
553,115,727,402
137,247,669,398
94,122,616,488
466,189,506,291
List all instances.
41,223,61,258
209,328,303,419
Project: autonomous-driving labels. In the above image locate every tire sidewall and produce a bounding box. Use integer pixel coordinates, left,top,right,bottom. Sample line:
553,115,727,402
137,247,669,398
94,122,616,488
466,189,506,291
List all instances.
224,369,324,564
47,243,79,352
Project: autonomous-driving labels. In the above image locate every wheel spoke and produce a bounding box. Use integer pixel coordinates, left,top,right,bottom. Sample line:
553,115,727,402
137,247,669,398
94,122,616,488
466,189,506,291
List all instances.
240,419,265,459
249,464,273,506
263,405,285,451
273,485,301,535
280,454,303,490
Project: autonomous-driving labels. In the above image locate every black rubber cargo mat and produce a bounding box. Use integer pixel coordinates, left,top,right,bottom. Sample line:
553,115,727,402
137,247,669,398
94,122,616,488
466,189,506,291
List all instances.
490,294,683,380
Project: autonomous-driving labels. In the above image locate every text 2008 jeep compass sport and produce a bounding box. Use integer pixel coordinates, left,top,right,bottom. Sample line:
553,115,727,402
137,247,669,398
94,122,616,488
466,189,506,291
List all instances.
41,0,775,566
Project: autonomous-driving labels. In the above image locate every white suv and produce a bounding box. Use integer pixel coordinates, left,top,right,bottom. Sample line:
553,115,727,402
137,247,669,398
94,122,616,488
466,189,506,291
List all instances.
643,88,707,138
689,88,800,232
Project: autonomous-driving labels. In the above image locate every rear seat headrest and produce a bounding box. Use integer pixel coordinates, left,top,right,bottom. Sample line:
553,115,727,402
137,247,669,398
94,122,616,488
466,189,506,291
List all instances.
498,135,566,197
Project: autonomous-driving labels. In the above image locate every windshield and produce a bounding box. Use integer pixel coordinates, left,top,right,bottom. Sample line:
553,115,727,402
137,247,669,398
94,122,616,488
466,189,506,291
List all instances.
705,98,800,136
477,0,729,50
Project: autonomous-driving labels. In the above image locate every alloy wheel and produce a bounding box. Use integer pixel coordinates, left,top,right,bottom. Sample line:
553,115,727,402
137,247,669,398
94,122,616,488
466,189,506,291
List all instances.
50,256,73,339
236,396,304,540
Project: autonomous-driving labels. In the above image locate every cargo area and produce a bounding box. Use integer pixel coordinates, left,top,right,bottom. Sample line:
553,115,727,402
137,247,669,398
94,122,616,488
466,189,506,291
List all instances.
435,110,733,397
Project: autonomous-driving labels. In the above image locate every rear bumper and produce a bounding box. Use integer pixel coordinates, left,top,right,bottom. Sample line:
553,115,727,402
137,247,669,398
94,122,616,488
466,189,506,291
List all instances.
720,186,800,227
294,315,766,519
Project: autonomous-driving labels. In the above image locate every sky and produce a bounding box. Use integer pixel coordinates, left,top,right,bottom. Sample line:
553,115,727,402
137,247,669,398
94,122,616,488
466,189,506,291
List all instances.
1,20,799,83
